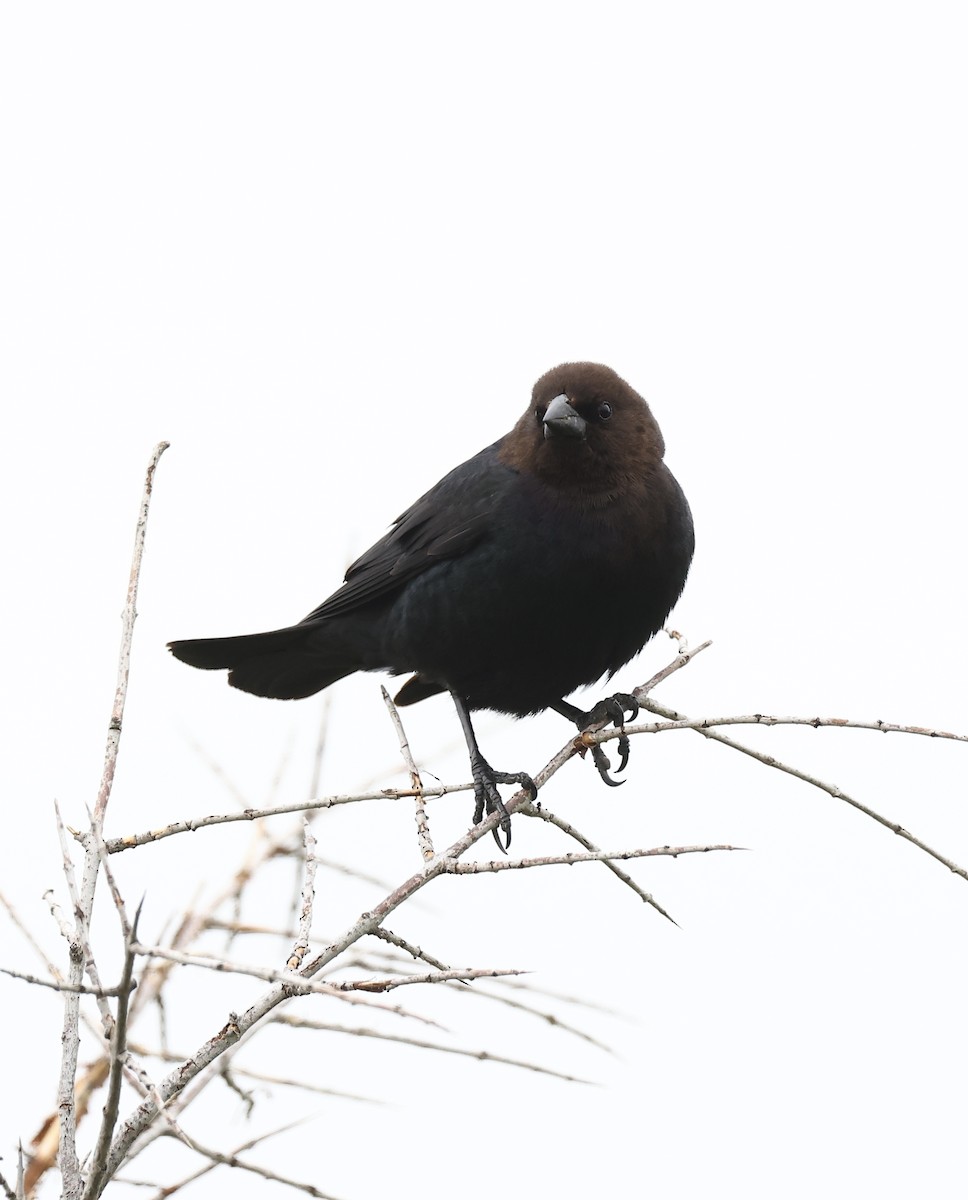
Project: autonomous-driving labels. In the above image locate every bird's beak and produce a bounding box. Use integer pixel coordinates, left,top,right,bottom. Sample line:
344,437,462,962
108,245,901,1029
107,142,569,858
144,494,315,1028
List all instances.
542,393,587,440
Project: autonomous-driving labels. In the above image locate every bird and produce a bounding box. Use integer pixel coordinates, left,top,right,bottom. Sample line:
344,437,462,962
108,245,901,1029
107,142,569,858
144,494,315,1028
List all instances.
169,362,694,848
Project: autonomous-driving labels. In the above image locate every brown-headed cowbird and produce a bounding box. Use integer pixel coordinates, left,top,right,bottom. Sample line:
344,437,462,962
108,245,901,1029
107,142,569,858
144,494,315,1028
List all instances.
169,363,694,847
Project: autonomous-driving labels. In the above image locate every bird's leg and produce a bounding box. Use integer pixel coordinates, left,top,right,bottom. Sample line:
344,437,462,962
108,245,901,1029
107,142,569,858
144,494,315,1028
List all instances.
451,692,537,852
552,693,640,786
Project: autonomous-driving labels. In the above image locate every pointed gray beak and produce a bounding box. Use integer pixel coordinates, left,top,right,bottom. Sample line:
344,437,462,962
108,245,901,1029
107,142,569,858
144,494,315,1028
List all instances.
542,393,587,440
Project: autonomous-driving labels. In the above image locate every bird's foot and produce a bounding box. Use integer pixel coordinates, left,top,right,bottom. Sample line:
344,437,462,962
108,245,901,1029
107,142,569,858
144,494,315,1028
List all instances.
556,692,639,786
470,753,537,852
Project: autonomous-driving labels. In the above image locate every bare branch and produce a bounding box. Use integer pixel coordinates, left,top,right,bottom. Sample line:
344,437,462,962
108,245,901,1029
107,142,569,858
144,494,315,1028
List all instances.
96,441,169,825
370,927,458,975
520,800,676,917
126,943,446,1025
634,637,713,697
52,443,168,1200
127,1043,379,1104
495,976,629,1017
27,1059,111,1196
593,711,968,746
103,802,526,1172
84,902,143,1199
642,697,968,882
332,967,528,992
54,878,84,1195
37,532,963,1200
451,982,614,1053
285,821,317,973
52,802,116,1035
1,888,64,980
167,1126,343,1200
274,1015,595,1084
382,686,434,861
116,1121,334,1200
105,637,715,858
443,844,743,874
104,783,473,854
0,1162,17,1200
0,968,130,997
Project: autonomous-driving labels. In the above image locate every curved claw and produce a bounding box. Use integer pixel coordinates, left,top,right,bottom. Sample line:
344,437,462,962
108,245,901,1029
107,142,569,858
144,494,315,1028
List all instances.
556,690,639,786
490,800,512,851
470,758,536,852
591,744,626,787
615,732,631,774
471,781,511,850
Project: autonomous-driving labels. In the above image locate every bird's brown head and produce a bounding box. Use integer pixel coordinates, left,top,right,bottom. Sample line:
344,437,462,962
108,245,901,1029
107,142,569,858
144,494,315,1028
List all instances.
500,362,666,497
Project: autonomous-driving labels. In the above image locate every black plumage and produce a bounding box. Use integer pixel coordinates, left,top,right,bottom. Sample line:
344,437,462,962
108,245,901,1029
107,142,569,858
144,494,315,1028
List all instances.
170,362,694,846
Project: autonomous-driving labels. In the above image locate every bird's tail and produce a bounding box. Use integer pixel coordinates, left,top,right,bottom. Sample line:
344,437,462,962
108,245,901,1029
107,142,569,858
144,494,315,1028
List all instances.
168,625,353,700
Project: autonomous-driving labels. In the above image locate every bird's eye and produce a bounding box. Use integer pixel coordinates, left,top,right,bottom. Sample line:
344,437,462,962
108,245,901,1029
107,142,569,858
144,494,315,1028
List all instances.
535,406,547,424
597,403,612,421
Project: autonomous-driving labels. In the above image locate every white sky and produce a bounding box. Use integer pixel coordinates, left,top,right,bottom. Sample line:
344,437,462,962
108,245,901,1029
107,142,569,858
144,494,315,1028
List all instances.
2,4,967,1198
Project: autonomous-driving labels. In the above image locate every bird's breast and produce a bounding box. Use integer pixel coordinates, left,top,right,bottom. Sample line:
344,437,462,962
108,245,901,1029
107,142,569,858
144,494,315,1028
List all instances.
379,466,692,715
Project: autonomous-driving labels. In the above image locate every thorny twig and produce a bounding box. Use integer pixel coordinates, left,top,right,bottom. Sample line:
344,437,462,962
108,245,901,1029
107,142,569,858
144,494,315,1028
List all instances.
381,686,434,860
637,697,968,882
286,822,318,972
56,445,169,1199
83,903,142,1200
13,448,968,1198
442,844,743,874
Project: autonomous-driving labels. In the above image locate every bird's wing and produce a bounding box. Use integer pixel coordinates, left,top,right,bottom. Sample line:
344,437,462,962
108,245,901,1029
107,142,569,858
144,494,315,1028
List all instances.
301,442,511,621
